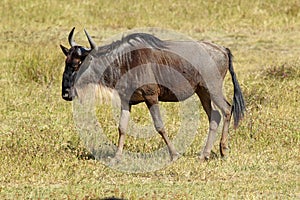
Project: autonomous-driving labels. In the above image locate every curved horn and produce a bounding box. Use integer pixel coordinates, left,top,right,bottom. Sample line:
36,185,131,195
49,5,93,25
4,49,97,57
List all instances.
84,29,97,49
68,27,78,47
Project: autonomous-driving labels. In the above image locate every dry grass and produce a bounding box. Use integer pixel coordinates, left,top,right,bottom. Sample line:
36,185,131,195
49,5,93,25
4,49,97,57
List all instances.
0,0,299,199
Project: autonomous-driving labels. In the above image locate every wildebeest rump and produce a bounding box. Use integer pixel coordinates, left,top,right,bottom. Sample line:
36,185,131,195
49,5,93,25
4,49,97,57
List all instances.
60,27,245,162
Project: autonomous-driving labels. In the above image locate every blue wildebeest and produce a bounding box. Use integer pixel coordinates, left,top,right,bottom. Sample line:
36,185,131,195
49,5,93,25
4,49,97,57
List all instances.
60,27,245,162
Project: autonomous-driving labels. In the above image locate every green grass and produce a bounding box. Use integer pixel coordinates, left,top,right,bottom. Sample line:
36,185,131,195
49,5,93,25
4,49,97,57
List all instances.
1,0,299,199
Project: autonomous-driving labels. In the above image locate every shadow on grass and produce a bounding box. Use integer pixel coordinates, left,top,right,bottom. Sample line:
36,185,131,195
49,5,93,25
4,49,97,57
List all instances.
92,197,125,200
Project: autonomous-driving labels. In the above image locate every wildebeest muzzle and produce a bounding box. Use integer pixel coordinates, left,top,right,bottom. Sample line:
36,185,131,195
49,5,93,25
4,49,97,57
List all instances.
62,71,77,101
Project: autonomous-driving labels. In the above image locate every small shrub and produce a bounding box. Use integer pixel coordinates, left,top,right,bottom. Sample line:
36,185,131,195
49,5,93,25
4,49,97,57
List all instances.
262,61,300,80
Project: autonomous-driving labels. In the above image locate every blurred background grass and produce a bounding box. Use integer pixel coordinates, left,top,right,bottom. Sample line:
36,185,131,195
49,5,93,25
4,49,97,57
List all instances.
0,0,299,199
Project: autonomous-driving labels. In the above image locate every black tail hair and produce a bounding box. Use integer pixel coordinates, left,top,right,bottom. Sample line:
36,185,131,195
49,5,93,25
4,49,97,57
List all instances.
226,48,246,128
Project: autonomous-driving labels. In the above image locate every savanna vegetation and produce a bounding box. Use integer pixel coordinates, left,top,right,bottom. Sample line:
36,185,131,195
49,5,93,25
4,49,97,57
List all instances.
0,0,299,199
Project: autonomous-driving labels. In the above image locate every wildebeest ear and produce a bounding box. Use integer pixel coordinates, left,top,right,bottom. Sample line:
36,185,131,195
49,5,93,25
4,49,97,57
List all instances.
60,45,69,56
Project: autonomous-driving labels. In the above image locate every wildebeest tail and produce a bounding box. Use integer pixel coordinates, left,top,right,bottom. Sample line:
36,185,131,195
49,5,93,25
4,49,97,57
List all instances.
226,48,246,128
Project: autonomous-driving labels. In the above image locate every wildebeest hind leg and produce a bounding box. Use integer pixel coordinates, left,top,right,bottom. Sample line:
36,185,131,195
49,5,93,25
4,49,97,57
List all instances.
211,94,232,158
197,87,221,161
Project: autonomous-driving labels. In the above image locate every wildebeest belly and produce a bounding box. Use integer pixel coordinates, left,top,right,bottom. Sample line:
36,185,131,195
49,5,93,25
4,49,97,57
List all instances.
127,83,195,105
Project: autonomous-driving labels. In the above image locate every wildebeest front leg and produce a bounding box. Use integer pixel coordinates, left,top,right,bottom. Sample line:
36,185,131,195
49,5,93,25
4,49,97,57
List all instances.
146,101,180,161
113,108,130,162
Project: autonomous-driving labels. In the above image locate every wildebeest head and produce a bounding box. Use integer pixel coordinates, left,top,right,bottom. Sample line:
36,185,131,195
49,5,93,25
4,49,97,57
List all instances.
60,27,97,101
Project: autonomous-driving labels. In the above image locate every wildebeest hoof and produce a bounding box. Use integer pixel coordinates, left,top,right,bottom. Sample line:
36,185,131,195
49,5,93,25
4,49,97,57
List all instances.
199,151,219,162
220,155,228,161
220,145,229,158
198,154,210,163
171,153,180,162
109,155,122,166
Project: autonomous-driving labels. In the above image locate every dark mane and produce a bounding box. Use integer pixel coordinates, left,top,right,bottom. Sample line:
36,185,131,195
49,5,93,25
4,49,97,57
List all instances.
96,33,166,56
120,33,166,49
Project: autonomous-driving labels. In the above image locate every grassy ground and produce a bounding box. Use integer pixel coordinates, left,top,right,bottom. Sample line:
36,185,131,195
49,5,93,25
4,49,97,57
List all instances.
0,0,299,199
